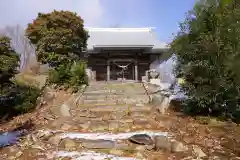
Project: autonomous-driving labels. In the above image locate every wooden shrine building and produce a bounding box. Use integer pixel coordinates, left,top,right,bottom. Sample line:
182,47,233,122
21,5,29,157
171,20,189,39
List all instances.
85,27,170,81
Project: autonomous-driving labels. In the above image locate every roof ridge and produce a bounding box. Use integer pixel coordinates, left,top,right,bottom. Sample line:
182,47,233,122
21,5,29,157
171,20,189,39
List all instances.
85,27,156,32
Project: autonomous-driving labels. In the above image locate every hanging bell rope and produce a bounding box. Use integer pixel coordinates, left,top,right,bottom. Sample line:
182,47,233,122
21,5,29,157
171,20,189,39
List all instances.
113,62,132,70
113,62,132,81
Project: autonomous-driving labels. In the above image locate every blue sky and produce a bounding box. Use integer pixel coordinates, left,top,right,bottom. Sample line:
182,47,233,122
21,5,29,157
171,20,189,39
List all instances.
0,0,196,43
101,0,197,42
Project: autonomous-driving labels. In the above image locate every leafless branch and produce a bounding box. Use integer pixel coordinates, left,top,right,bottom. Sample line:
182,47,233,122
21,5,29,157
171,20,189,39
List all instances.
1,25,39,73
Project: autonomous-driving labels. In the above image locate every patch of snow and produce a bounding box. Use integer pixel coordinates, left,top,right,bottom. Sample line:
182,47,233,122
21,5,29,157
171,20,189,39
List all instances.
155,54,177,86
52,151,137,160
0,130,24,147
60,131,169,141
150,54,187,101
159,82,173,90
169,84,186,101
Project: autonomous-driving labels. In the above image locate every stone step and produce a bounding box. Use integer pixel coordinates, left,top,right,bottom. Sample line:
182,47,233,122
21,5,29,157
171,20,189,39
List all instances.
52,150,137,160
84,89,115,93
84,84,145,92
73,105,152,113
87,105,152,112
80,100,117,106
80,99,149,105
82,99,116,104
83,95,108,100
83,92,146,96
83,95,148,100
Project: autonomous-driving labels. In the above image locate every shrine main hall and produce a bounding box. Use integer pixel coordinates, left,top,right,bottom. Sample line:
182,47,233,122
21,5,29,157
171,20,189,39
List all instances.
85,27,170,81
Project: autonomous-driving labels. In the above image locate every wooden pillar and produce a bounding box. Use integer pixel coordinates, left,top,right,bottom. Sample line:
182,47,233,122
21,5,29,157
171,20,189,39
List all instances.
135,55,138,81
132,63,135,80
107,60,110,81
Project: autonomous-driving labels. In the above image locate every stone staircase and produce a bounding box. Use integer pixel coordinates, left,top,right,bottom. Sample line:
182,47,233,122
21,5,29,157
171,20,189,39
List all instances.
78,81,150,106
0,81,203,160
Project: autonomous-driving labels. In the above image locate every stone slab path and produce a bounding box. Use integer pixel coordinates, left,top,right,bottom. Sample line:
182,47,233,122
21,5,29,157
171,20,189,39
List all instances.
78,82,150,106
1,81,236,159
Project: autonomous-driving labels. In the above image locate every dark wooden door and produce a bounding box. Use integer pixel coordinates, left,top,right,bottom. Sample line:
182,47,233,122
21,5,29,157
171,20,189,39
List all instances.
110,61,134,80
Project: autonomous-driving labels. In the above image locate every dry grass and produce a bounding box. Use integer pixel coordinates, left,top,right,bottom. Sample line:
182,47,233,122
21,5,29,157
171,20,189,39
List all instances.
0,88,72,132
15,73,48,88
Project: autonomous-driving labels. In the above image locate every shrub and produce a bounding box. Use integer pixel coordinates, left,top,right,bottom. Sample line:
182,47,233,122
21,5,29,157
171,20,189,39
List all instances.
69,61,88,92
10,82,41,114
48,61,88,92
170,0,240,121
0,36,19,85
0,36,41,119
48,63,72,86
70,62,88,85
0,79,41,118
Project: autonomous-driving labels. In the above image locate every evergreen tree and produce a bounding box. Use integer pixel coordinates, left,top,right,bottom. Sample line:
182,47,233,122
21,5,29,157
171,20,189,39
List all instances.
171,0,240,121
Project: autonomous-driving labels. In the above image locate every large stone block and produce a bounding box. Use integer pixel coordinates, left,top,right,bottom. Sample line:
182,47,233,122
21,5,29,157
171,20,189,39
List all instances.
151,94,170,114
151,94,165,105
85,68,96,81
149,78,161,85
142,76,149,82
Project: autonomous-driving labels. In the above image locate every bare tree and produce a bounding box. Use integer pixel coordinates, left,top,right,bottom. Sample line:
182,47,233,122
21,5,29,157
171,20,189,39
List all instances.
1,25,39,73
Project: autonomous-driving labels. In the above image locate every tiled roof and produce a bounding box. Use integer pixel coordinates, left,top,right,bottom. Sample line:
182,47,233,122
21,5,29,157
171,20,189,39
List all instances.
85,28,167,51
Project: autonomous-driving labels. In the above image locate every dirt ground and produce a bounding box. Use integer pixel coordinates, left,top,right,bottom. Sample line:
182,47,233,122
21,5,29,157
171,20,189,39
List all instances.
0,83,240,160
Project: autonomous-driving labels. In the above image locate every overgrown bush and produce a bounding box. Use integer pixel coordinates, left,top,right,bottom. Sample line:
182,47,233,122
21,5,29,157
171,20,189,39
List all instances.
69,62,88,92
12,82,41,114
171,0,240,122
69,61,88,88
48,61,88,92
0,36,19,85
48,63,72,86
0,82,41,117
0,36,41,119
